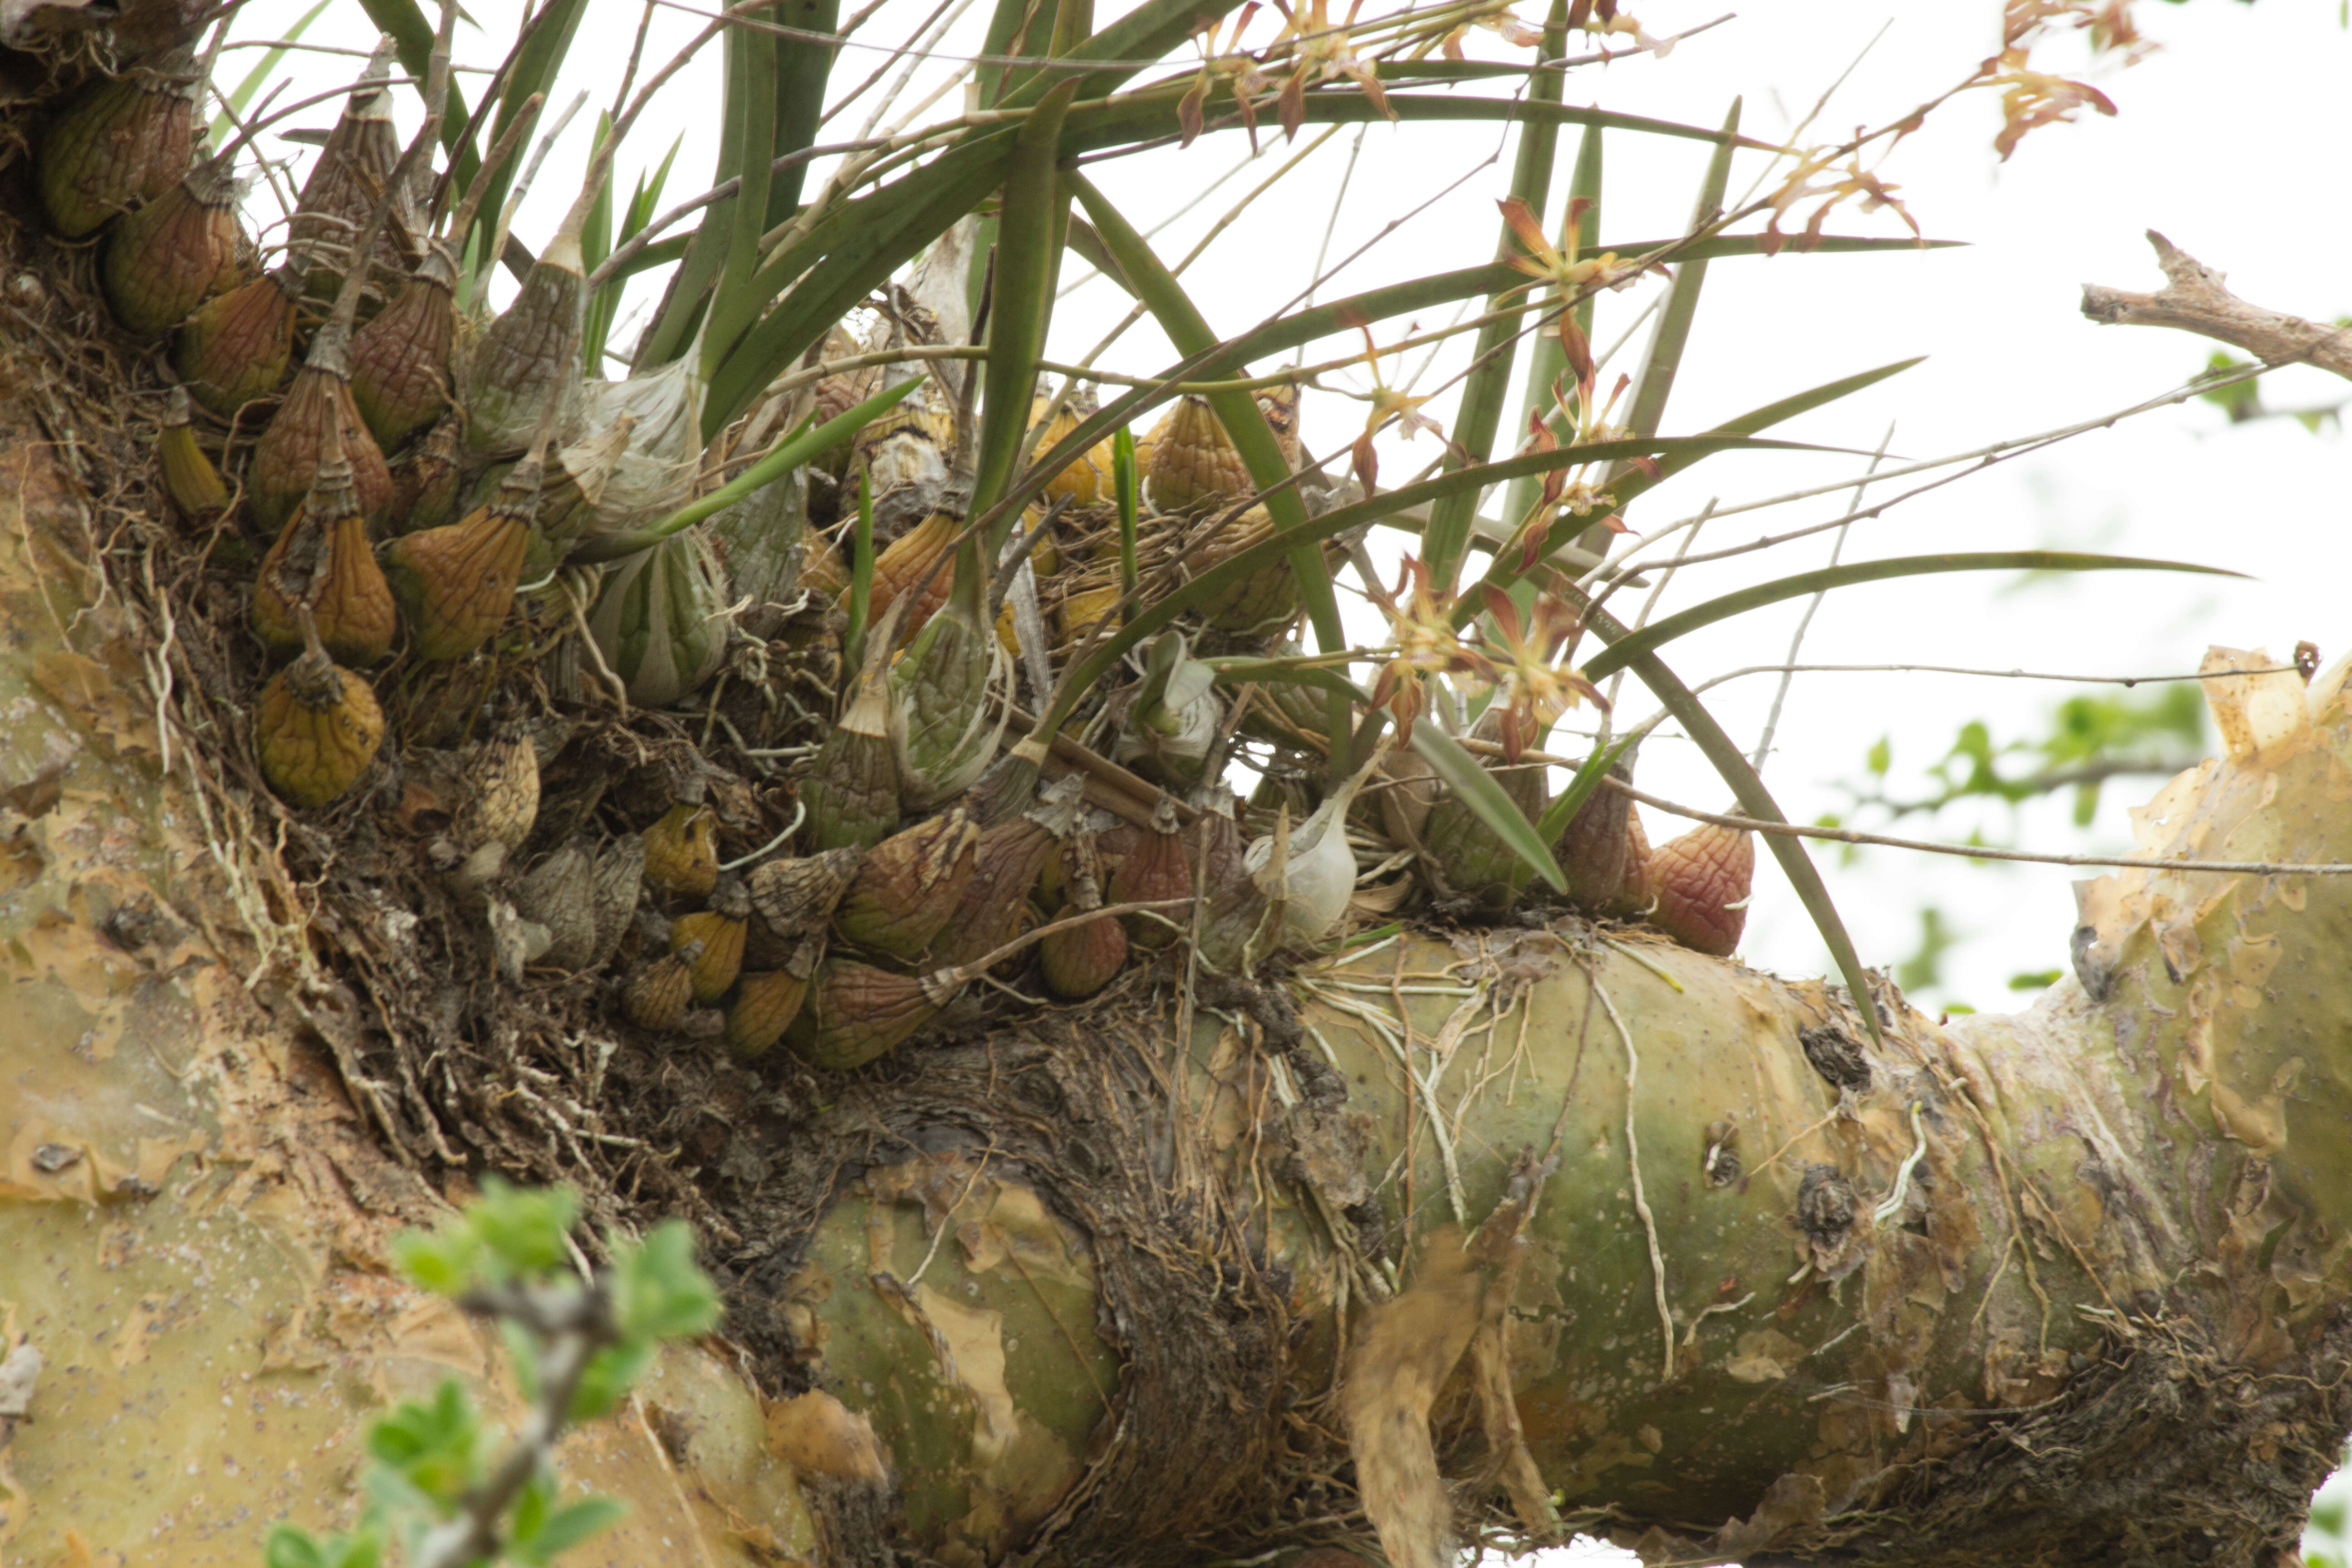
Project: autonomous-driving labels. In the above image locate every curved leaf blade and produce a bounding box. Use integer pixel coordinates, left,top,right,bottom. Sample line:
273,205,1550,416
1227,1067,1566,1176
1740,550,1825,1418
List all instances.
1410,720,1567,892
1580,551,2242,681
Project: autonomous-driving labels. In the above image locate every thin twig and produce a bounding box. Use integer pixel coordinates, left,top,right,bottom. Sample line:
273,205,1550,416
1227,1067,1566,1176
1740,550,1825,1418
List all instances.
1608,778,2352,875
1750,422,1891,770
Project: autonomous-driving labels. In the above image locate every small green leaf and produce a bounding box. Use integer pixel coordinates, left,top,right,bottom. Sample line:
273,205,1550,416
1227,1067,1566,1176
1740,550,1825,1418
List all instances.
1113,427,1141,610
210,0,335,147
325,1530,382,1568
568,1338,657,1422
1200,657,1371,705
611,1220,722,1343
2008,970,2063,991
1409,720,1566,892
520,1497,630,1564
1866,736,1891,775
265,1525,328,1568
390,1223,485,1297
468,1176,580,1278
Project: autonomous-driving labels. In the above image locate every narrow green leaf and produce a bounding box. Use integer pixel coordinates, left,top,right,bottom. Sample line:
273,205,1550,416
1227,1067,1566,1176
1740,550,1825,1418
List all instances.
1410,720,1567,892
768,0,842,220
570,378,920,564
1580,552,2241,681
358,0,472,182
1421,0,1570,588
845,473,874,674
1202,657,1370,705
1069,171,1352,764
640,9,764,371
1582,604,1880,1039
1534,731,1637,843
1501,117,1601,534
972,81,1081,534
1620,98,1741,454
578,112,618,369
588,134,681,366
464,0,593,276
1113,427,1140,608
975,0,1049,110
1459,356,1927,617
704,135,1017,432
1040,433,1806,737
711,21,783,378
212,0,334,146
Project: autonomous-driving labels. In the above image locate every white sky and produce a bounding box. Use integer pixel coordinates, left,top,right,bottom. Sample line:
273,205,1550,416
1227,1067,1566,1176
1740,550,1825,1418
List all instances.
218,0,2352,1550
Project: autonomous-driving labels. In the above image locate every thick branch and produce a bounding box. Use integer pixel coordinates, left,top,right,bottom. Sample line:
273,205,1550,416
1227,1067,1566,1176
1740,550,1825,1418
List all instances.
2081,230,2352,380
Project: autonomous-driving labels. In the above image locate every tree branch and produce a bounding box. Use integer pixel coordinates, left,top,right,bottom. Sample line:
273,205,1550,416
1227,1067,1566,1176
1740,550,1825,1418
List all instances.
2081,230,2352,381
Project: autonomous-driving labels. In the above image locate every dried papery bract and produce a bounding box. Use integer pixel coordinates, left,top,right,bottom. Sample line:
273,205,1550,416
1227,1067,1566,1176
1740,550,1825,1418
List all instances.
39,45,201,238
103,152,248,334
514,840,598,969
1646,820,1754,956
747,846,863,941
586,833,647,968
255,611,386,809
1191,803,1270,969
382,451,542,659
251,428,398,666
462,729,540,853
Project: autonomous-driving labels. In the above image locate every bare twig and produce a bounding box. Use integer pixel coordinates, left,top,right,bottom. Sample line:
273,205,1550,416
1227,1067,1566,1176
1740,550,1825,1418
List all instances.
2082,231,2352,382
1605,778,2352,876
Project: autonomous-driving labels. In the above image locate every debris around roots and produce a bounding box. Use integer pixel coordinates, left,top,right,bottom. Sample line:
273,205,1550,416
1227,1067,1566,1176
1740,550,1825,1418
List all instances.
1725,1310,2352,1568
